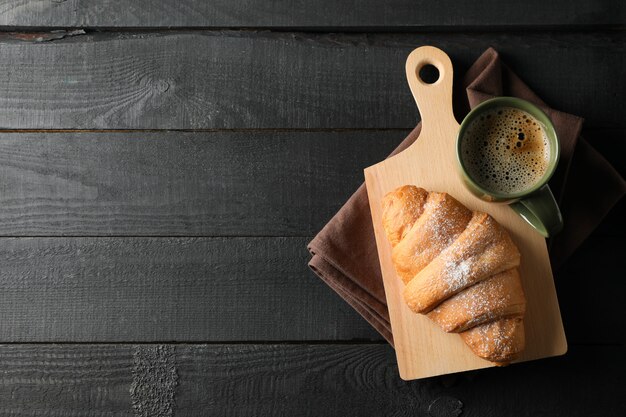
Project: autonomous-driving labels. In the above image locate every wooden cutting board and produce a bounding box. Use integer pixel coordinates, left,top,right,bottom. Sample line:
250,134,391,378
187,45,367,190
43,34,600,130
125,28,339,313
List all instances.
364,46,567,380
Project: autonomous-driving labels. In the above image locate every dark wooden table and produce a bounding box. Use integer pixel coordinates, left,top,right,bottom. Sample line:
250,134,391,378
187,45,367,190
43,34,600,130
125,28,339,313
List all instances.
0,1,624,415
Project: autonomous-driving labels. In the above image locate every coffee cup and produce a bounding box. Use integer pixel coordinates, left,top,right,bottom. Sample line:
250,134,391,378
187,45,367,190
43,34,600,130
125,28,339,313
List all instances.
456,97,563,237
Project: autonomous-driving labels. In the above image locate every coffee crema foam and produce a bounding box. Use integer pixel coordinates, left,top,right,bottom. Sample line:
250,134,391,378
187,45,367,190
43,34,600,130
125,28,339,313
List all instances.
461,107,550,194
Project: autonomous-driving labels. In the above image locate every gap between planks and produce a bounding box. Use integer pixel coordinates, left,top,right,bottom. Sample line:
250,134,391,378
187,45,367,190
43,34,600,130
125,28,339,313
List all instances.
2,25,625,34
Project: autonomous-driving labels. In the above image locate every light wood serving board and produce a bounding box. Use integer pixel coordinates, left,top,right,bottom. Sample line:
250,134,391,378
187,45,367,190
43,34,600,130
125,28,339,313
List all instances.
364,46,567,380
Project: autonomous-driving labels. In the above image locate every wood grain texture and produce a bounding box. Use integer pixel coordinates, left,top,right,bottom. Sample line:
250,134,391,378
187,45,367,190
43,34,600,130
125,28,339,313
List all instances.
365,46,565,379
0,129,621,237
0,0,623,28
0,344,623,416
0,31,623,129
0,234,621,343
0,236,380,342
585,128,626,180
0,3,621,413
0,130,400,236
557,236,626,345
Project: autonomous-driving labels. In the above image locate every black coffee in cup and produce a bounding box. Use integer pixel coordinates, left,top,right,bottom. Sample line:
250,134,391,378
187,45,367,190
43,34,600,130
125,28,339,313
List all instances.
460,107,550,195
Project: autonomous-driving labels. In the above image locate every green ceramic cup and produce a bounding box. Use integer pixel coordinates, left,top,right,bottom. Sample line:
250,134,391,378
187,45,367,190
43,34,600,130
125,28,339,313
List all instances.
456,97,563,238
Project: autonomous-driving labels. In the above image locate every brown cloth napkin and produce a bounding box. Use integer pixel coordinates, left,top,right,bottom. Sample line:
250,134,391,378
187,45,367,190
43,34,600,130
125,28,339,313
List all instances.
307,47,626,345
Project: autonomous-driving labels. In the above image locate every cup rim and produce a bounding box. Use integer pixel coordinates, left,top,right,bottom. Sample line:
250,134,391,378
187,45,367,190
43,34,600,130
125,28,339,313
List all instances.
456,97,560,200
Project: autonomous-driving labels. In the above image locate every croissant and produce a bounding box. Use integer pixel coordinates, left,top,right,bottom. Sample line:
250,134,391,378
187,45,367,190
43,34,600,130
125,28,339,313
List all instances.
382,185,526,365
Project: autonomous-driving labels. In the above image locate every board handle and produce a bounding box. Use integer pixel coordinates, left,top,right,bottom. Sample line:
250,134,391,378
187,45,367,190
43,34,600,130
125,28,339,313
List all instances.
405,46,456,129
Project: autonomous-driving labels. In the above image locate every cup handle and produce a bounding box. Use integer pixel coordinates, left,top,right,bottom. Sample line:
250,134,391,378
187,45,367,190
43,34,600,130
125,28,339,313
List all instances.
510,185,563,238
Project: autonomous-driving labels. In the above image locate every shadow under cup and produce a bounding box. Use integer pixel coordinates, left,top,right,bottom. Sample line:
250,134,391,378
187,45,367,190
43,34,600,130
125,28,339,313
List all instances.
456,97,563,238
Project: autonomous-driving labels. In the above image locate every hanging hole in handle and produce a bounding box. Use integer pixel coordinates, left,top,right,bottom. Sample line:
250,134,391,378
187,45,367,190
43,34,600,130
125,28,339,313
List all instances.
418,63,440,84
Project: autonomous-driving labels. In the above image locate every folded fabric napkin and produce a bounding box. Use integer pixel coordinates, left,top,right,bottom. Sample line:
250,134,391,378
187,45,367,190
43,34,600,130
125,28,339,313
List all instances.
307,47,626,345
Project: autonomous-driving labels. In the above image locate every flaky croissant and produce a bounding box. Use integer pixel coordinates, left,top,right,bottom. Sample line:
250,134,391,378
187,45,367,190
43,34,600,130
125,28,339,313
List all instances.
382,185,526,365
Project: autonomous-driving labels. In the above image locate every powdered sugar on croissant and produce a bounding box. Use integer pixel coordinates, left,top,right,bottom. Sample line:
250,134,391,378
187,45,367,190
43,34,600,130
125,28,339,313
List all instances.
382,185,526,365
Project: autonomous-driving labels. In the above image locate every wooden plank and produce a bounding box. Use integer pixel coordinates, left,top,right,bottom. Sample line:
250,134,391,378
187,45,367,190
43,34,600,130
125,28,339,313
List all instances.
0,129,621,237
0,130,400,236
556,235,626,345
0,236,380,342
585,128,626,179
0,344,623,416
0,31,622,129
0,0,623,28
581,128,626,237
0,235,621,343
